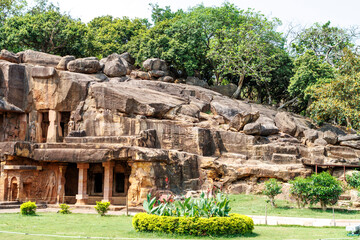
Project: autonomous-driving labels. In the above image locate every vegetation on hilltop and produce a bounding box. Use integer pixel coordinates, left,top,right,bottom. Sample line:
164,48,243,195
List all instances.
1,0,360,131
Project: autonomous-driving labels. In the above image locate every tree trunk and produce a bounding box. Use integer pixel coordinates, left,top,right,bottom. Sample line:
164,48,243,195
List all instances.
232,75,245,99
320,201,327,211
270,197,276,208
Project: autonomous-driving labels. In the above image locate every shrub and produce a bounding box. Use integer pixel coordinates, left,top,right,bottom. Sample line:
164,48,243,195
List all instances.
289,176,312,208
132,212,254,236
58,203,72,214
263,178,282,207
310,171,343,210
94,201,110,216
143,192,231,218
346,171,360,188
20,201,37,215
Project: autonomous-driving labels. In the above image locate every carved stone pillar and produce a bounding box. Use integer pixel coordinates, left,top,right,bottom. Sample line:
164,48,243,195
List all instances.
57,165,67,204
47,110,60,143
76,163,89,205
35,113,43,143
102,161,115,203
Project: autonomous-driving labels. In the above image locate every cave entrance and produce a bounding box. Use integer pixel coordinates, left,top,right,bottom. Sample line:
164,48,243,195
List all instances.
113,162,130,197
60,112,71,139
65,163,78,196
10,177,18,201
40,112,49,143
88,163,104,196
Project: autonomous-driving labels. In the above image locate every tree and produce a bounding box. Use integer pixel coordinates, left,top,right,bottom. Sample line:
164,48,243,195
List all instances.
150,3,183,24
208,14,284,99
288,50,335,113
263,178,282,207
0,0,26,23
86,16,148,59
1,1,88,57
307,49,360,130
309,172,343,211
291,21,358,66
289,177,312,208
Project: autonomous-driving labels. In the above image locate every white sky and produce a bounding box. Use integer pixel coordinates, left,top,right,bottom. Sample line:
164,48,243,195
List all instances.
27,0,360,29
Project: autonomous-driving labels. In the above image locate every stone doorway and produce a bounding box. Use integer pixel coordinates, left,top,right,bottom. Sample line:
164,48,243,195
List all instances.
88,163,104,196
60,112,70,138
10,177,18,201
64,163,78,204
40,112,49,143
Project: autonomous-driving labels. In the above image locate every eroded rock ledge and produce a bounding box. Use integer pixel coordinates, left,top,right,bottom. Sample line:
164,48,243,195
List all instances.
0,49,358,206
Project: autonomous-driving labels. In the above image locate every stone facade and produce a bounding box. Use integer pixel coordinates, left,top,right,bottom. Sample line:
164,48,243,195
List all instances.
0,50,360,206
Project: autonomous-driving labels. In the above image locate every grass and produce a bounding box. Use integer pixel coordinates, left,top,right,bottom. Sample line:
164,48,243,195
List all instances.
230,194,360,219
0,213,348,240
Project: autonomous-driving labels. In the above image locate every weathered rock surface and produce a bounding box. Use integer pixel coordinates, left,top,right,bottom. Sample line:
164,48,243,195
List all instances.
56,55,75,70
68,58,102,73
0,49,19,63
143,58,168,71
22,50,62,67
1,49,359,206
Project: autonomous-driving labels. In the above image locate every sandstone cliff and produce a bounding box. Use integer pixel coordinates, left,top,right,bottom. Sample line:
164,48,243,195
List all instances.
0,49,359,205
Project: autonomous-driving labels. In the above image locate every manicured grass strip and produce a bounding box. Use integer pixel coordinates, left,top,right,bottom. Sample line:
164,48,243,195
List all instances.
0,213,349,240
230,194,360,219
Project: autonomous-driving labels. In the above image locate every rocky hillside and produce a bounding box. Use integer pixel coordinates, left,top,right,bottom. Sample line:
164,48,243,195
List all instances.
1,49,359,202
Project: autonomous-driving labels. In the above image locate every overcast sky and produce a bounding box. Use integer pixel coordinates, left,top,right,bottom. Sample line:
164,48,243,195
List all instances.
27,0,359,29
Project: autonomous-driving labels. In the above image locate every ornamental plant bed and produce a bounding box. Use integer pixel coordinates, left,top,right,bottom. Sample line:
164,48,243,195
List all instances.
132,192,254,236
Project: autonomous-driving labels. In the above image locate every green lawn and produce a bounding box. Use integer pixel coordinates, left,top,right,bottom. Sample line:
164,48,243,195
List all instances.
230,194,360,219
0,213,349,240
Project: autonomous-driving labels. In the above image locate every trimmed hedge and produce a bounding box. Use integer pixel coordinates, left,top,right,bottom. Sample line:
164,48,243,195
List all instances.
132,213,254,236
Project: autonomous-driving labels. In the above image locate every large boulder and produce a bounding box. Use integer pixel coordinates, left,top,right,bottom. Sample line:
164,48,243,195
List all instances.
143,58,168,71
67,57,102,74
31,66,56,78
130,70,151,80
186,77,209,88
340,141,360,149
103,54,127,77
323,130,338,145
210,83,237,97
56,55,75,70
0,49,19,63
303,129,319,143
120,52,135,65
22,50,62,67
274,112,297,136
229,111,259,131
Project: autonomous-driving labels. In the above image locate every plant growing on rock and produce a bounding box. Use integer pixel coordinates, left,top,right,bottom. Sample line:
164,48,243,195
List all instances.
346,171,360,189
289,176,312,208
309,172,343,210
263,178,282,207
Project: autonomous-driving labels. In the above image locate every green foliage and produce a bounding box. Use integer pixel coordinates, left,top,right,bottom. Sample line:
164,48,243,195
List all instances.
132,212,254,236
94,201,110,216
0,0,26,23
346,171,360,189
143,192,231,218
309,172,343,210
1,2,88,57
307,49,360,130
291,21,356,66
58,203,71,214
86,15,148,59
20,201,37,215
263,178,282,207
289,177,312,208
288,50,335,112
